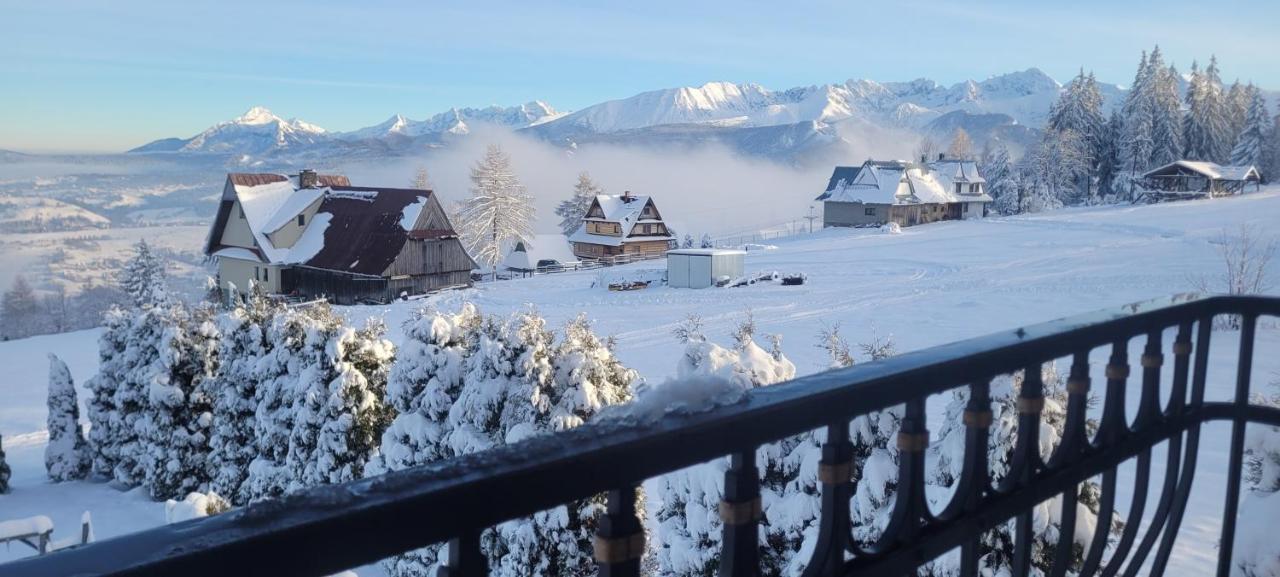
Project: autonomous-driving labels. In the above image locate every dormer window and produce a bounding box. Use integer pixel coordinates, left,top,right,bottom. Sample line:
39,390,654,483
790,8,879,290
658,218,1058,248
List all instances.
298,214,306,226
969,184,980,193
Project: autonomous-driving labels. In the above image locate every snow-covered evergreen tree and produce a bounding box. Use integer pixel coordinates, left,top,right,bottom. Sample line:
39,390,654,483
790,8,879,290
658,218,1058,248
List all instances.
245,305,318,501
118,239,169,308
555,172,602,237
46,353,90,481
1047,69,1105,199
411,166,432,190
1147,48,1185,169
926,365,1113,577
980,143,1015,213
682,234,695,249
1022,129,1087,210
286,309,395,490
654,315,797,577
1265,114,1280,183
1117,50,1156,198
456,144,535,279
1231,87,1268,167
208,285,282,504
86,307,130,478
1238,381,1280,577
700,234,714,249
1096,111,1124,198
0,434,10,493
1226,80,1250,147
1184,58,1233,163
139,303,221,500
111,305,169,488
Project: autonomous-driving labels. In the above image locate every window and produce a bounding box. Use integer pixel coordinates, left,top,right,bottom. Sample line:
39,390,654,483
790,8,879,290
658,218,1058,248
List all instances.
970,183,979,193
297,214,306,226
963,203,970,213
864,207,876,216
955,183,962,194
264,267,269,282
254,267,260,281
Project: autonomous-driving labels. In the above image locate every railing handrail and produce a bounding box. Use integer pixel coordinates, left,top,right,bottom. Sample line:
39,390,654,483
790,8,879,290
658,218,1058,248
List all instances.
7,294,1280,577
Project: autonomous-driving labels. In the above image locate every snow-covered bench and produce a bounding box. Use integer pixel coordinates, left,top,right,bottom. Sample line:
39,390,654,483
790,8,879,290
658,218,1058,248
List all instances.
0,512,93,556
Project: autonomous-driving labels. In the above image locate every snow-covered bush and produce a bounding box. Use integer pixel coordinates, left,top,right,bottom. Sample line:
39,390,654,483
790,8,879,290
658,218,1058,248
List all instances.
139,303,221,500
209,286,283,505
880,222,902,235
285,306,395,490
111,305,169,488
926,364,1113,576
164,491,232,524
377,305,637,577
46,353,90,481
118,239,169,308
0,433,10,493
654,314,797,577
1238,382,1280,577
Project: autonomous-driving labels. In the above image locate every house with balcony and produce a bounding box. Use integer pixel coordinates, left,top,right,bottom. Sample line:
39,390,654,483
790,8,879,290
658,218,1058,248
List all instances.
567,191,674,260
203,170,475,304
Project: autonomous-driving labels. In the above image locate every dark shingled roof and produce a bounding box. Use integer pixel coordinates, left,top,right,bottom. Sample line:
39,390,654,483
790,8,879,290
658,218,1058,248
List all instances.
824,166,862,192
301,186,432,276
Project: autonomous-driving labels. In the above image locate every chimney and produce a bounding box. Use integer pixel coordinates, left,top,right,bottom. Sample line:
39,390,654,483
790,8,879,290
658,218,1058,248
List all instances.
622,190,634,203
937,153,946,161
299,169,318,189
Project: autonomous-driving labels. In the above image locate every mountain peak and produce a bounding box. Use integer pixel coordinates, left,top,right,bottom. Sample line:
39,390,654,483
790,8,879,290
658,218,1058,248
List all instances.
235,106,280,125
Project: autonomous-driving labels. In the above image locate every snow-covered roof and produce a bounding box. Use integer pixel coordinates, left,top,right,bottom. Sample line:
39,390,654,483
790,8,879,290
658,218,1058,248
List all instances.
819,160,992,205
1143,160,1261,181
502,241,534,271
570,193,674,246
667,248,746,256
210,173,457,275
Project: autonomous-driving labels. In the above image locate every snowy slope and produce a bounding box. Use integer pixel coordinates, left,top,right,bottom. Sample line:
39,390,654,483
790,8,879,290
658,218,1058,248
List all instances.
2,191,1278,575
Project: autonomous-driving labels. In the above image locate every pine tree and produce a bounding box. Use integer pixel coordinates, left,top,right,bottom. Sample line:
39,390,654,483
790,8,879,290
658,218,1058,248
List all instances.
700,234,714,249
285,308,395,490
1148,49,1185,168
118,239,169,308
1024,129,1088,209
1046,70,1104,201
1185,57,1233,163
1,275,40,340
86,307,131,478
46,353,91,481
111,305,169,488
1231,87,1269,167
555,172,602,236
1227,80,1250,146
947,128,973,160
457,144,535,279
1265,114,1280,183
682,234,695,249
1117,50,1155,198
0,434,10,494
139,303,221,500
1096,111,1124,197
208,285,282,505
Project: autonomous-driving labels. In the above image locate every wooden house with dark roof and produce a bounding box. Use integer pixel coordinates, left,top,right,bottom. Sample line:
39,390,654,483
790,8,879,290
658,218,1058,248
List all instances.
204,169,475,304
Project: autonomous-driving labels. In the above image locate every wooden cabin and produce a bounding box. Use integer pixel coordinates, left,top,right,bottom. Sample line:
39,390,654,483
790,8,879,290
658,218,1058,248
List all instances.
1139,161,1262,201
568,191,674,260
204,170,475,304
816,157,992,228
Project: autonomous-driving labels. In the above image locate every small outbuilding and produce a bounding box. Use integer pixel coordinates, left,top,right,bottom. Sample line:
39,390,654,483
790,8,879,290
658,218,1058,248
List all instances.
667,249,745,289
1139,160,1262,200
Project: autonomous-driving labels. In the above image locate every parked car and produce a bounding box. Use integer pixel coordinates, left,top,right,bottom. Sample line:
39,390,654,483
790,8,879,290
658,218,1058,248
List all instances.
536,259,563,272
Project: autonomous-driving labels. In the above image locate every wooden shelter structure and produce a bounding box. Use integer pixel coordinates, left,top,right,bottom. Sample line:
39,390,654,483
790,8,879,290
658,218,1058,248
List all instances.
1138,160,1262,202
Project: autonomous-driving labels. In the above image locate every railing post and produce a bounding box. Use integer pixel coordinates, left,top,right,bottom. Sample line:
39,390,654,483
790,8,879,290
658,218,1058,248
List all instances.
1096,341,1130,444
595,486,644,577
959,380,992,577
1217,313,1257,577
1010,364,1045,577
801,422,853,577
436,531,486,577
719,450,761,577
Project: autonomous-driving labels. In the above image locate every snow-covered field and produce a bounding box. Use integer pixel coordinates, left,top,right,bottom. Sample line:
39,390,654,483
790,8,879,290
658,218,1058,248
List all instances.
2,189,1279,574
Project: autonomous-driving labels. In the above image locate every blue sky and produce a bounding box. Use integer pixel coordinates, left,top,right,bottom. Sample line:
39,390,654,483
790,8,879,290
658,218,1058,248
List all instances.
4,0,1278,153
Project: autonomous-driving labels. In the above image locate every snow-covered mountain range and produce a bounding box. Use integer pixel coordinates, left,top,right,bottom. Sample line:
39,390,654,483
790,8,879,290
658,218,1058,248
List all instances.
130,69,1124,162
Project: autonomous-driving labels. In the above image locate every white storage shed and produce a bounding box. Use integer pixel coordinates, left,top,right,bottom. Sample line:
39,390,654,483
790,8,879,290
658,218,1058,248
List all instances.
667,249,746,289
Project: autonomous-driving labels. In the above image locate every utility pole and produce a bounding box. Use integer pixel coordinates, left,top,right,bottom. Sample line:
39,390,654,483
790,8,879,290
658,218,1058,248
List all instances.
804,205,820,233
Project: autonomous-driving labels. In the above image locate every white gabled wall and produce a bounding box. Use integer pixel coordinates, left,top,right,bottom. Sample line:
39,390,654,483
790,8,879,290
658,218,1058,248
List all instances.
220,201,258,248
218,257,279,294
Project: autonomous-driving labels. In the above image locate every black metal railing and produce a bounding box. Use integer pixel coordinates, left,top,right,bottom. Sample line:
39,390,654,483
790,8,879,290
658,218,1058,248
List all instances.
6,294,1280,577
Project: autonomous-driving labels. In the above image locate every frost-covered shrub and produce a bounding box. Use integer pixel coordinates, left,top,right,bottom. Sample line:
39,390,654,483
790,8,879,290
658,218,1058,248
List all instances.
111,305,168,488
209,286,283,505
46,353,90,481
244,305,318,501
139,303,220,500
